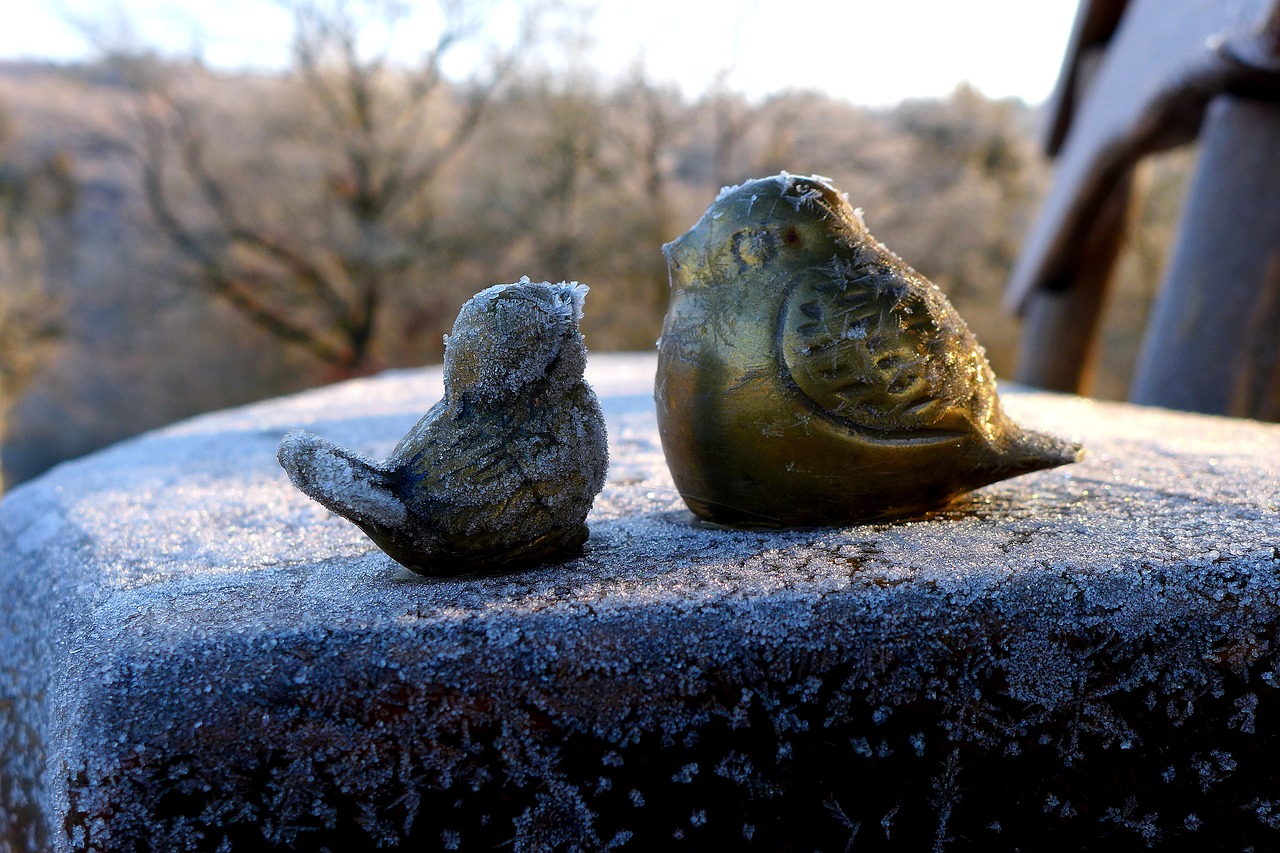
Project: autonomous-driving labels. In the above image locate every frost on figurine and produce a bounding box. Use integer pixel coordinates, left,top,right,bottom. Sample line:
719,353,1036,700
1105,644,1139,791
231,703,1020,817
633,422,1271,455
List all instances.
656,173,1082,528
279,279,609,575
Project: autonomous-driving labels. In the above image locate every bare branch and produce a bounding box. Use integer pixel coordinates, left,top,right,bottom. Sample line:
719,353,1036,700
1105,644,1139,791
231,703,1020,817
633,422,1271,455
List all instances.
120,0,545,373
0,110,66,427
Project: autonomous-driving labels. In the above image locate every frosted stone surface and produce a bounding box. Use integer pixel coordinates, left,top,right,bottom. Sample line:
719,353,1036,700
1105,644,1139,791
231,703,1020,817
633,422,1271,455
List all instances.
2,353,1279,851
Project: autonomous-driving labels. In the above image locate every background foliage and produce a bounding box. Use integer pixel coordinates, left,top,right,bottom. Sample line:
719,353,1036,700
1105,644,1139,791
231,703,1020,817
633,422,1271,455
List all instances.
0,2,1191,490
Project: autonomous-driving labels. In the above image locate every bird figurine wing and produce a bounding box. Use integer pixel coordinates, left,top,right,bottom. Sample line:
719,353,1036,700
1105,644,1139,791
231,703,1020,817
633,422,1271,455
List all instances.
393,384,606,554
779,258,987,440
396,413,557,530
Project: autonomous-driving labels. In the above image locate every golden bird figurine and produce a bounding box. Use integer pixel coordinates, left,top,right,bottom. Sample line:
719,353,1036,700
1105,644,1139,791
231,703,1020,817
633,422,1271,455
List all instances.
279,279,609,575
655,173,1081,528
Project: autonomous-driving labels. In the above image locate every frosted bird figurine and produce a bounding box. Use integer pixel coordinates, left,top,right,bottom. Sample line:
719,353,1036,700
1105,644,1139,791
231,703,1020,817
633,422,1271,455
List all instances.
279,279,609,575
656,173,1082,527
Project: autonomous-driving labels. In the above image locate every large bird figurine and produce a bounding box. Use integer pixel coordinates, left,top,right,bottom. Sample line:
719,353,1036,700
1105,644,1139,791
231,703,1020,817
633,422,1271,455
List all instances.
279,279,609,575
656,173,1081,528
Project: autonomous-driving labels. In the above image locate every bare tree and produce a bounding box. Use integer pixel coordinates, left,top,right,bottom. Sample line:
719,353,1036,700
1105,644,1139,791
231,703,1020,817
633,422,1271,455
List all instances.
704,71,758,189
134,0,541,377
524,75,612,279
613,68,684,308
0,107,71,450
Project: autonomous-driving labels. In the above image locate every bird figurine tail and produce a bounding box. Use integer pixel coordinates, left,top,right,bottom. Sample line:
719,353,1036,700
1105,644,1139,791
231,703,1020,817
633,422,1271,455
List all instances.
998,425,1084,480
278,430,408,535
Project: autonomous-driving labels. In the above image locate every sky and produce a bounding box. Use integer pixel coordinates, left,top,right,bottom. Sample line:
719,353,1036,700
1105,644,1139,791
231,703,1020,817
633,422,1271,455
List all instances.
2,0,1082,107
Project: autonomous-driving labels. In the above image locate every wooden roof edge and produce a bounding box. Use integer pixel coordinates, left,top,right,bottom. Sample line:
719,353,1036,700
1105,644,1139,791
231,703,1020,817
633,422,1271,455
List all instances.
1044,0,1133,156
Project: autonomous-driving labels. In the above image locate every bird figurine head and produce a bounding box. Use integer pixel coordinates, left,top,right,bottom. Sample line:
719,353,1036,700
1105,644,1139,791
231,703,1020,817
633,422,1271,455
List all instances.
279,278,608,575
656,173,1081,527
443,278,589,407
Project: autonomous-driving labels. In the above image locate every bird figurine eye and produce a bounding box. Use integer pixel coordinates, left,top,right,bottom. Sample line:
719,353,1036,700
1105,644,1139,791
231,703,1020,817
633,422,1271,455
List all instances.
731,227,778,269
494,298,529,339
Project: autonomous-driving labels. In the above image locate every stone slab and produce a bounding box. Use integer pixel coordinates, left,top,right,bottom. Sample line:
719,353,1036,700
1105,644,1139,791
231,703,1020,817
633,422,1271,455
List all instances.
2,353,1280,851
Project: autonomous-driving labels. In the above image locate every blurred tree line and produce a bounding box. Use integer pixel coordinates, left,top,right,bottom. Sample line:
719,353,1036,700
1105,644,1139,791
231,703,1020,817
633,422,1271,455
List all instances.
0,0,1190,491
0,106,71,446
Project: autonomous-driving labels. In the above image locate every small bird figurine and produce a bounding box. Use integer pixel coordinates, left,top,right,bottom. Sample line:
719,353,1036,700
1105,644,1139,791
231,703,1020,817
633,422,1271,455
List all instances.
656,173,1082,528
279,278,609,575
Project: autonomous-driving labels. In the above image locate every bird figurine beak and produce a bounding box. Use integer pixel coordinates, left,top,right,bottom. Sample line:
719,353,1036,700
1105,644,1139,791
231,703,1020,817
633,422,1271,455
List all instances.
557,281,588,320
